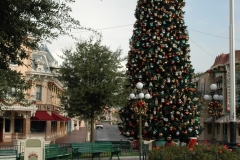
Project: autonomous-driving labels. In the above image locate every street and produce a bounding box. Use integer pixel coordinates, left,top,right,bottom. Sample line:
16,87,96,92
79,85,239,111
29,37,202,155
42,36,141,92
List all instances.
95,122,127,141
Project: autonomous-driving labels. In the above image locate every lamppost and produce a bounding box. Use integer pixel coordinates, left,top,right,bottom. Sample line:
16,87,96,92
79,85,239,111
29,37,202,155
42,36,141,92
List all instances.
204,84,223,144
129,82,151,160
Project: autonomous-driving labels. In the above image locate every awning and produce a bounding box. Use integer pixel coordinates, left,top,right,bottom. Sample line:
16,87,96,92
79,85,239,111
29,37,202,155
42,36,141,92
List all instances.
204,117,212,123
216,115,229,123
52,112,68,121
64,117,71,121
31,111,55,121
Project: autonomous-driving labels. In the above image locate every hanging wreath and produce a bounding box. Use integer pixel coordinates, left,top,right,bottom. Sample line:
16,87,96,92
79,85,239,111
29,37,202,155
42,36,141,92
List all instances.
207,101,223,116
132,100,148,115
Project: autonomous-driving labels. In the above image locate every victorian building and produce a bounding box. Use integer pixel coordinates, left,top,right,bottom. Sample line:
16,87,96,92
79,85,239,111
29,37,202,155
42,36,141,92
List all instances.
0,45,81,142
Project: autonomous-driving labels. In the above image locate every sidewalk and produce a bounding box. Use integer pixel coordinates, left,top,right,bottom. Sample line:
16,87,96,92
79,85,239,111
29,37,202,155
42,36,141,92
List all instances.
54,127,87,143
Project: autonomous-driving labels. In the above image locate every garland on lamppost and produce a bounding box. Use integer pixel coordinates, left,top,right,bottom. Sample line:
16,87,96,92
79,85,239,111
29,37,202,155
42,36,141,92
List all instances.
207,101,223,116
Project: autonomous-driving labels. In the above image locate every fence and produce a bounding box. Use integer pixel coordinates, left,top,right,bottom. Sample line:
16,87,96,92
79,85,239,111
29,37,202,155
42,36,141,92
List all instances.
0,141,150,159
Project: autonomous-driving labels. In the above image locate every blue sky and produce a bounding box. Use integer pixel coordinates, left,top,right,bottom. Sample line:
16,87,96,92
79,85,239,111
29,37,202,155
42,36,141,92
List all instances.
47,0,240,73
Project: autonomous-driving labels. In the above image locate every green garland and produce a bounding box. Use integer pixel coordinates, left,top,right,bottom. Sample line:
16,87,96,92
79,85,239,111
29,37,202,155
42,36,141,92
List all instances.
207,101,223,116
0,99,36,107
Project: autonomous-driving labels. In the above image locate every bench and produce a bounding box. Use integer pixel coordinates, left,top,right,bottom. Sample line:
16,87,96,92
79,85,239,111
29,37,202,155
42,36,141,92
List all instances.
45,144,70,160
71,142,121,160
0,150,20,160
120,140,132,151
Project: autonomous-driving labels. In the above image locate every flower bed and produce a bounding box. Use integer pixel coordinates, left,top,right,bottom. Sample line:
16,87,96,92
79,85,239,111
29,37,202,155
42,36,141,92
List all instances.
148,144,240,160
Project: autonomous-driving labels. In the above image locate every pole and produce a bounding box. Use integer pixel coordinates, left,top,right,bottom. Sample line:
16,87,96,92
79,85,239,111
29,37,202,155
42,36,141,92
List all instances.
139,110,142,160
229,0,237,149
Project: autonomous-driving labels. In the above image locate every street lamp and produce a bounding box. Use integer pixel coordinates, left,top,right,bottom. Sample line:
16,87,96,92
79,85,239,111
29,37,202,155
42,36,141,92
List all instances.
204,84,223,144
129,82,151,160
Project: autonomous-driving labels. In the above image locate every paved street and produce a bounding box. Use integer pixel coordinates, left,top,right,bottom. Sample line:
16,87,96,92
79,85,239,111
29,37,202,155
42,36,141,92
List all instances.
95,122,127,141
54,122,128,143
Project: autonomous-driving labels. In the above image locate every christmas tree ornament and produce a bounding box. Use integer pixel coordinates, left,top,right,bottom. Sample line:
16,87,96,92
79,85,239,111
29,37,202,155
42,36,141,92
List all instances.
176,131,180,136
167,136,172,141
159,132,163,137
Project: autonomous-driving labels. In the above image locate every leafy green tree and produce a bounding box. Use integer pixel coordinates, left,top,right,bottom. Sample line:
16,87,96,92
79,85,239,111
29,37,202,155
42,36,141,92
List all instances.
0,69,32,101
0,0,92,100
58,34,126,142
0,0,85,69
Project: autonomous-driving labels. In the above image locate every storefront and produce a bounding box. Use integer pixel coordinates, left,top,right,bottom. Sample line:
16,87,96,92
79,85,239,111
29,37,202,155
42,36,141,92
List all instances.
0,103,71,142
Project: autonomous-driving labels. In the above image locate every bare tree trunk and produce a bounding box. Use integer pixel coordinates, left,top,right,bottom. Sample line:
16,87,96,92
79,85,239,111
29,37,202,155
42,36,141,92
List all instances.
90,111,95,142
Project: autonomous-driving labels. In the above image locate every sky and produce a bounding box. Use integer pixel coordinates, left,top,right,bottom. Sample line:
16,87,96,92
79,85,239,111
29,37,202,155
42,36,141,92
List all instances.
47,0,240,73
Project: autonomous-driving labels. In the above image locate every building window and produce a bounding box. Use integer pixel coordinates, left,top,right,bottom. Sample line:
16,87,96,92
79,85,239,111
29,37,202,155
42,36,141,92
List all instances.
207,123,212,134
5,119,11,132
14,118,23,133
36,85,42,100
31,121,46,132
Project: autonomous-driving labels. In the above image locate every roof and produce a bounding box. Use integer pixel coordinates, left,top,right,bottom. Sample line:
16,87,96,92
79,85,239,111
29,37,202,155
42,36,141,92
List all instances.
211,50,240,69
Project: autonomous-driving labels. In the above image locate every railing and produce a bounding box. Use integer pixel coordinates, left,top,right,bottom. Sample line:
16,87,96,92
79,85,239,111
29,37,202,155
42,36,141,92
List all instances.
0,141,150,159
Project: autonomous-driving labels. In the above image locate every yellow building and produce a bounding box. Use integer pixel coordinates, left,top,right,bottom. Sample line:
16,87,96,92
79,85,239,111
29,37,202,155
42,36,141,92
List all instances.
0,45,81,142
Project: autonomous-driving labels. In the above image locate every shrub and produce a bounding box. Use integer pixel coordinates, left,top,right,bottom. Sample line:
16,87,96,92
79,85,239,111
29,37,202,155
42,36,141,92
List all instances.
148,144,240,160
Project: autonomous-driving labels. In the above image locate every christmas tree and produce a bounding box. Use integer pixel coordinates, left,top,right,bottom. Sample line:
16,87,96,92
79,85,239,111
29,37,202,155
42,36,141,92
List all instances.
119,0,203,142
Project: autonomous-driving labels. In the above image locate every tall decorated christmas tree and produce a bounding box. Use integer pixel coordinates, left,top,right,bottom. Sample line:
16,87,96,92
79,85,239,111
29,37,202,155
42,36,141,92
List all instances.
119,0,203,143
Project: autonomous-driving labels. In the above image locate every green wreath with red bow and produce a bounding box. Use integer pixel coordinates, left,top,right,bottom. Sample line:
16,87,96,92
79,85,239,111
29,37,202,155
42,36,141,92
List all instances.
132,100,148,115
207,101,223,116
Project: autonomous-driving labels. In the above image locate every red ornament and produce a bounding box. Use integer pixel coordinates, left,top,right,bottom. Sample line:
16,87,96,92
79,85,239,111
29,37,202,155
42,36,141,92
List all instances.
178,100,182,105
143,130,147,135
165,101,170,106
